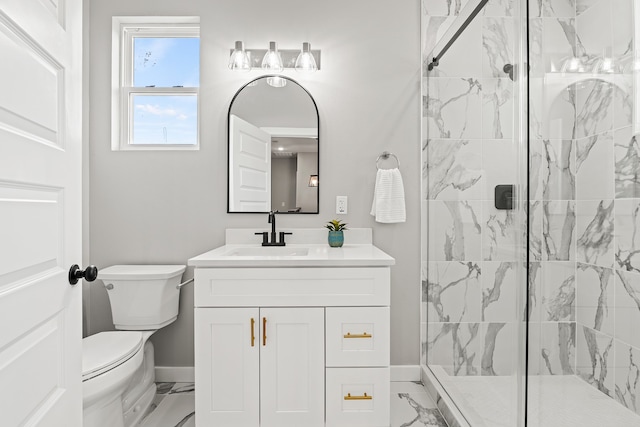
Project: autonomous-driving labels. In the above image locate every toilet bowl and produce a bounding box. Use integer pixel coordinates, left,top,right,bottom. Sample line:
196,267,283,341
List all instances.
82,332,144,427
82,265,186,427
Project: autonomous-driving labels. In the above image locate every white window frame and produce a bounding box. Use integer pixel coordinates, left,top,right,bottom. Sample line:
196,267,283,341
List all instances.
111,16,200,151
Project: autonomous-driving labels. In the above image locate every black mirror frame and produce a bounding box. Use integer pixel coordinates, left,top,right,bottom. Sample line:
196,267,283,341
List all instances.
226,75,320,214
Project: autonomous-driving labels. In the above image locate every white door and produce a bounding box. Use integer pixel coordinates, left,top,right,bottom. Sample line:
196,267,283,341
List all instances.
0,0,83,425
229,114,272,212
260,307,325,427
195,308,260,426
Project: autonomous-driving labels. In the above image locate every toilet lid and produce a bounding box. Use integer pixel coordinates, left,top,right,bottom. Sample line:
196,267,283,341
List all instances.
82,331,143,381
99,265,186,280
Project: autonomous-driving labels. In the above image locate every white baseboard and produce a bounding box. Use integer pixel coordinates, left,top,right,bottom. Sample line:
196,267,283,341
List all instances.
155,366,195,383
390,365,421,382
156,365,420,384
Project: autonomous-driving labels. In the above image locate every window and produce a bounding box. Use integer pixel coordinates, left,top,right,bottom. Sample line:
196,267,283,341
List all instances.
112,17,200,150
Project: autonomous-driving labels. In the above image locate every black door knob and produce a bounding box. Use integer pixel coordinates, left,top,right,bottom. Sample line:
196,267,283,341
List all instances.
68,264,98,285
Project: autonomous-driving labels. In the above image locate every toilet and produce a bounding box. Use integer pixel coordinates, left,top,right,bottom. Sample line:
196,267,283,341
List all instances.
82,265,186,427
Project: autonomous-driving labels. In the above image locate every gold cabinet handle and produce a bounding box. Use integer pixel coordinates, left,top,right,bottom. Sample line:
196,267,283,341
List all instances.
262,317,267,346
344,393,372,400
343,332,372,339
250,318,255,347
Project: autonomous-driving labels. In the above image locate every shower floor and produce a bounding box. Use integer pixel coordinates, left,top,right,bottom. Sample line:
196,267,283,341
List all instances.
431,366,640,427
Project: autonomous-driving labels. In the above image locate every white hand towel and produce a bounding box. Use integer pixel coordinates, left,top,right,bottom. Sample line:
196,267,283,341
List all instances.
370,168,406,223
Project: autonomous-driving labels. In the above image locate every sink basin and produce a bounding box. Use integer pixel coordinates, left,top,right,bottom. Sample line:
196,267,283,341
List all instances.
223,247,310,257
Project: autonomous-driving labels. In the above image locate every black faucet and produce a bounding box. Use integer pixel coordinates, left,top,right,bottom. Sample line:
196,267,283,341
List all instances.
255,211,292,246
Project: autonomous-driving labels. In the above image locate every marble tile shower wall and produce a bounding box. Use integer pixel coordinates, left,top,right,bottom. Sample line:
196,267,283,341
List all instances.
421,0,522,377
423,0,640,417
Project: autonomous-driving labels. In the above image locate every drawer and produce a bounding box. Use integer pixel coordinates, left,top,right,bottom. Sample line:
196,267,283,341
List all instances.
326,307,390,367
325,367,390,427
194,267,390,307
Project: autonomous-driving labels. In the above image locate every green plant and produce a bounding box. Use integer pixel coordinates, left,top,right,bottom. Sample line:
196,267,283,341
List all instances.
325,219,348,232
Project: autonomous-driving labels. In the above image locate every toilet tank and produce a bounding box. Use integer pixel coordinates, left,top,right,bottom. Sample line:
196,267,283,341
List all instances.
100,265,186,330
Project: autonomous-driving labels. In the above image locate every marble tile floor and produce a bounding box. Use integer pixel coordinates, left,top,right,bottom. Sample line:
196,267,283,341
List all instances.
139,383,195,427
139,381,448,427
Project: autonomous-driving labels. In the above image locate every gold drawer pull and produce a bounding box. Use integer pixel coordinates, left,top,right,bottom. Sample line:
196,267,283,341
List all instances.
344,332,372,339
250,318,256,347
345,393,372,400
263,317,267,346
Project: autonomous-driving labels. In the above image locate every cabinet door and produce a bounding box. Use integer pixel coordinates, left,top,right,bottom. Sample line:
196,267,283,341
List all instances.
195,308,259,427
260,307,325,427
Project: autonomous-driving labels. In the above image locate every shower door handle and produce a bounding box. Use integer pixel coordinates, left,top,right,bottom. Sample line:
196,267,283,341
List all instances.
495,185,514,210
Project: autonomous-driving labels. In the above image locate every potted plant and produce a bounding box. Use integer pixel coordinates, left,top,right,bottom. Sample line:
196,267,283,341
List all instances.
325,219,348,247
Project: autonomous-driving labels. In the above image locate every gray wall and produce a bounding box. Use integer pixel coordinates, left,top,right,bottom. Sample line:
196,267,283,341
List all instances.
87,0,421,367
271,157,296,210
295,152,318,212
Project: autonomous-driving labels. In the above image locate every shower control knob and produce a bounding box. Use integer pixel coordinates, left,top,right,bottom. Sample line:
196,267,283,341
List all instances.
68,264,98,285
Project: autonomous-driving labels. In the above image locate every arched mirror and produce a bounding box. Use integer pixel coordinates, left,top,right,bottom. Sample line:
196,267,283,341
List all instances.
227,75,319,213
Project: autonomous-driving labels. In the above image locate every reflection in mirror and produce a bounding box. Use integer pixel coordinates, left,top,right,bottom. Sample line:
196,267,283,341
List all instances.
228,76,319,213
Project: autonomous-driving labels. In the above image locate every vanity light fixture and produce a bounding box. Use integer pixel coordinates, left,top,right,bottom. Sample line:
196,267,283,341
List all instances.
308,175,318,187
295,42,318,73
228,41,251,72
267,76,287,88
262,41,284,72
228,42,321,71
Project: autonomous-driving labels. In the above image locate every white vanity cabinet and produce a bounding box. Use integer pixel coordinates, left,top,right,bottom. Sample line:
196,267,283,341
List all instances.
193,264,392,427
195,306,325,427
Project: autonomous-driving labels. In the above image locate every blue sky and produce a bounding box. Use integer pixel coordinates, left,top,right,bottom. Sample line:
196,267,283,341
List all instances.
134,37,199,87
132,37,199,144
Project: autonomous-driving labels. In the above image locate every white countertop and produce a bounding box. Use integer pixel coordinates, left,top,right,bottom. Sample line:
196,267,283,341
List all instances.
188,228,395,268
188,243,395,268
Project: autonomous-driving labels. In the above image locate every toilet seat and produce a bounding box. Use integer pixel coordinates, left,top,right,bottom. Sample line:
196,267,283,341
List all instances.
83,331,143,381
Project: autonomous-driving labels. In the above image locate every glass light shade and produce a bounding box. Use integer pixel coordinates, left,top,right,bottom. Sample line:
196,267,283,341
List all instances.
623,57,640,74
592,57,616,74
295,42,317,73
308,175,318,187
560,56,585,73
228,41,251,72
266,76,287,88
261,41,283,72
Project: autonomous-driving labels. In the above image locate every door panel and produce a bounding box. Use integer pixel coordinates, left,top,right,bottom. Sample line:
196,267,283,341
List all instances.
0,0,82,425
0,185,61,288
260,307,325,427
195,308,260,426
229,114,271,212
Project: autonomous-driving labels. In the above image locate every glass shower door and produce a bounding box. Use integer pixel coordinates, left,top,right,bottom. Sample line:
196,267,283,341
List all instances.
526,0,640,424
424,0,640,425
421,0,529,425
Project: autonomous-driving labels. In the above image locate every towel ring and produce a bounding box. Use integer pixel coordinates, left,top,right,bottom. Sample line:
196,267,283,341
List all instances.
376,151,400,170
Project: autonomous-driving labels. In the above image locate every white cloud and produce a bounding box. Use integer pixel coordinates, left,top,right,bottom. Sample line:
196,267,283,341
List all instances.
136,103,188,119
